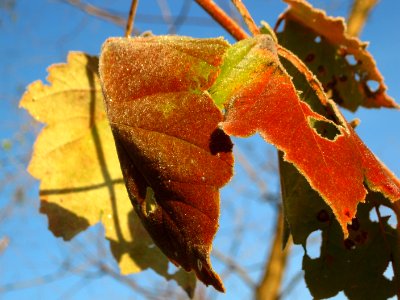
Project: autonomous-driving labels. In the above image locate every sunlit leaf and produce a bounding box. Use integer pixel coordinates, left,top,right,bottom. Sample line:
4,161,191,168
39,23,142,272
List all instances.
211,34,400,235
277,0,398,111
20,52,196,296
99,36,234,292
280,154,399,299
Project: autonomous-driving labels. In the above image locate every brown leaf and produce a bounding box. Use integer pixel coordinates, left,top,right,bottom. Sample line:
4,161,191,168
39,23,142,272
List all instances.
99,36,234,292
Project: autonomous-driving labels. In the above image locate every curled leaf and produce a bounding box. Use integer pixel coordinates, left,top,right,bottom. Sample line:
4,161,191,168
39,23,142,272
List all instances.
280,154,399,299
99,36,234,292
210,34,400,235
277,0,398,111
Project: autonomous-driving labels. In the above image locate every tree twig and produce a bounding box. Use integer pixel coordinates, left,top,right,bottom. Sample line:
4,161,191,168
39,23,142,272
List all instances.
230,0,260,36
347,0,379,37
60,0,126,27
255,208,291,300
212,249,256,288
125,0,139,37
194,0,248,40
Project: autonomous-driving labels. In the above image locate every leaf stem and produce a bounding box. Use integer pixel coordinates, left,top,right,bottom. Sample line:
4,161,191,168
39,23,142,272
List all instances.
194,0,248,40
230,0,260,36
125,0,139,37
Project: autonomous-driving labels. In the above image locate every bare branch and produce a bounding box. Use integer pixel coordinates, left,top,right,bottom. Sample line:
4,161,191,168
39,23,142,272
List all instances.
212,249,256,288
0,237,9,254
194,0,248,40
60,0,126,27
347,0,379,37
255,209,291,300
230,0,260,36
125,0,139,37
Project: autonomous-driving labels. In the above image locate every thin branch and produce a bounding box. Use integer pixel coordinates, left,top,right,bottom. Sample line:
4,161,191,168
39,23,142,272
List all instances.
255,208,291,300
125,0,139,37
0,237,9,254
235,148,268,199
60,0,126,27
212,249,256,288
156,0,174,33
0,268,70,293
347,0,379,37
194,0,248,40
60,0,213,28
230,0,260,36
99,263,161,300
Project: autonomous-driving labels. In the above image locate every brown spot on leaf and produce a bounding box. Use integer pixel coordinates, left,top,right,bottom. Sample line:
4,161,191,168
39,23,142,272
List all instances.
344,238,356,250
317,209,330,222
305,53,315,63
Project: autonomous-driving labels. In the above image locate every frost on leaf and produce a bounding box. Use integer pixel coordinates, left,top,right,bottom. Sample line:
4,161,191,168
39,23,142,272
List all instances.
276,0,398,111
211,34,400,236
280,155,399,299
20,52,197,296
99,36,233,292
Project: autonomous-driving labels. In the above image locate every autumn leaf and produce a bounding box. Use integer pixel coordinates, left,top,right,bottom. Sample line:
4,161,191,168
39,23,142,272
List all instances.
276,0,398,111
279,155,399,299
99,36,234,292
210,34,400,235
19,52,197,296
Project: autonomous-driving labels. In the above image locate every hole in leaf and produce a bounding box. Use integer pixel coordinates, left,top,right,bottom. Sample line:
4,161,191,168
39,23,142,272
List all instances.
383,261,394,280
380,205,398,229
354,73,361,81
306,230,322,259
345,54,357,66
366,80,380,92
369,207,379,222
314,36,321,43
308,117,341,141
275,18,285,33
167,261,179,275
305,53,315,63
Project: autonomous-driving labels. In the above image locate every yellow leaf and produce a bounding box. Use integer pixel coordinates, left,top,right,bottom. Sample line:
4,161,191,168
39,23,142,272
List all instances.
20,52,196,295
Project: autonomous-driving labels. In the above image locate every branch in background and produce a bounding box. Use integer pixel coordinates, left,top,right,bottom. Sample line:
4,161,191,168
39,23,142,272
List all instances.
99,263,162,300
125,0,139,37
230,0,260,36
212,249,256,288
255,208,291,300
347,0,379,37
60,0,215,31
60,0,126,27
194,0,248,40
0,237,9,254
235,148,269,200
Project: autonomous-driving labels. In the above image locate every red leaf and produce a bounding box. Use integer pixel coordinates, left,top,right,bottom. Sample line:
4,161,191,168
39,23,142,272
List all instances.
99,36,233,291
213,34,400,235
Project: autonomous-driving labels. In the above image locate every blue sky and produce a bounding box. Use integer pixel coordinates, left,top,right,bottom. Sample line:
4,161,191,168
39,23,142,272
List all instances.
0,0,399,299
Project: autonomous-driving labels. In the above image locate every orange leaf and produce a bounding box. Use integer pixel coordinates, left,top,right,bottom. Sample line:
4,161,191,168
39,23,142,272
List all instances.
212,34,400,235
99,36,233,291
